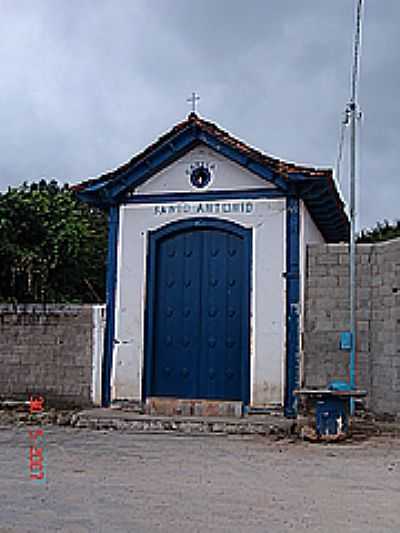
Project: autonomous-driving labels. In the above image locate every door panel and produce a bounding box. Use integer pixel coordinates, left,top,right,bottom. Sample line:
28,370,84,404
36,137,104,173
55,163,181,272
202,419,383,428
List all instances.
200,230,244,400
152,231,202,398
148,219,251,402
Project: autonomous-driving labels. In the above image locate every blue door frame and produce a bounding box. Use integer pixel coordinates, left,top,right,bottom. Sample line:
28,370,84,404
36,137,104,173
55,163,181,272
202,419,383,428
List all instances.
284,196,300,417
101,205,119,407
101,195,301,416
143,217,252,405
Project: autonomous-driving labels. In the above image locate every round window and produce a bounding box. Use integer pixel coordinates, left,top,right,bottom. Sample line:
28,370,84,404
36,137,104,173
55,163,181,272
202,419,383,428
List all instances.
190,166,211,189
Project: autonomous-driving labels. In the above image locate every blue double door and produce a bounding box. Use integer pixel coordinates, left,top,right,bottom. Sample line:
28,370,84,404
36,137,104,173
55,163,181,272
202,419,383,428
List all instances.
146,219,251,403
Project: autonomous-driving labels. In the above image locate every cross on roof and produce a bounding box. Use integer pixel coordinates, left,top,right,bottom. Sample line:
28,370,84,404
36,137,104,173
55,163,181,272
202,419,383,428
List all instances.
187,92,200,114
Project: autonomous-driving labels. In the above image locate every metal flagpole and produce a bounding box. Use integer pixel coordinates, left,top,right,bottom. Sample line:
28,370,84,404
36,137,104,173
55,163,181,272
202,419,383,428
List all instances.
349,0,363,406
349,98,357,392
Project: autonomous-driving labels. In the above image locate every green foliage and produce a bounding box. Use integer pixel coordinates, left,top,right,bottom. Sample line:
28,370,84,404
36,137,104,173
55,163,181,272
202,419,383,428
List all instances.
358,219,400,243
0,180,107,303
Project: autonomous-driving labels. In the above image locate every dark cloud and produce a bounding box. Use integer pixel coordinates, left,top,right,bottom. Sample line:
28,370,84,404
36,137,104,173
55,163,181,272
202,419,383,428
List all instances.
0,0,398,228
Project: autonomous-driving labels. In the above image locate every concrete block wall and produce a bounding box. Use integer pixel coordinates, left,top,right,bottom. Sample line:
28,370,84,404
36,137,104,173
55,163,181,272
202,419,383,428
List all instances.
303,238,400,416
369,238,400,414
0,304,103,407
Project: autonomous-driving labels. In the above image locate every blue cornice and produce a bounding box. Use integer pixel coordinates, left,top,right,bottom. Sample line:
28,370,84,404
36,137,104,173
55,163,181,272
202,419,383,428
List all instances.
122,188,285,205
195,129,289,192
76,119,349,243
78,124,289,203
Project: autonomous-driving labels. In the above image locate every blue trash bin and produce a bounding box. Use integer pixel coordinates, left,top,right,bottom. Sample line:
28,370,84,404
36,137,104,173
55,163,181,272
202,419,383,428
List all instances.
315,396,349,436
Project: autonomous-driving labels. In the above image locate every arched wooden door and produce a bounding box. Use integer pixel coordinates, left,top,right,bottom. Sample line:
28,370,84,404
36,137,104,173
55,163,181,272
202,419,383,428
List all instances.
144,218,251,404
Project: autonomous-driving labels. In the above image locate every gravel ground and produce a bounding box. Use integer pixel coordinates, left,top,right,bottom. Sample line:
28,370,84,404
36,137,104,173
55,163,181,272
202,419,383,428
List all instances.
0,426,399,533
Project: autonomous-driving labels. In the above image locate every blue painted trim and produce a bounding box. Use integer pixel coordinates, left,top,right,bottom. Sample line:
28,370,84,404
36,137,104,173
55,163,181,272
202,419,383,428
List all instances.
143,229,157,402
143,217,252,405
300,181,349,242
83,125,288,202
102,205,119,407
110,131,198,200
196,130,289,192
284,196,300,417
122,188,285,204
76,120,349,243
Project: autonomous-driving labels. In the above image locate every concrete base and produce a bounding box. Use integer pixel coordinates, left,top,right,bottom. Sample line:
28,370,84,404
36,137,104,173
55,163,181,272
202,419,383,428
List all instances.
145,397,243,418
71,408,294,436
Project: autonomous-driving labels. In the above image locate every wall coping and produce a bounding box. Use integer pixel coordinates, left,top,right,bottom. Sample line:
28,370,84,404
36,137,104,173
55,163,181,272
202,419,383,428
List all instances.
307,238,400,252
0,304,105,314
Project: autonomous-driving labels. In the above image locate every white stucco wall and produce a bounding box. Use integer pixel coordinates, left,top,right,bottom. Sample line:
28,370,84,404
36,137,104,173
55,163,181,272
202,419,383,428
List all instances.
113,197,286,406
299,201,326,385
302,203,325,245
135,146,275,195
91,305,106,406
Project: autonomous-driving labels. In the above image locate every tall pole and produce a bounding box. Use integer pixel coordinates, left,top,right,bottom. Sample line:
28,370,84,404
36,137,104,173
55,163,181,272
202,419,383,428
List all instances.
349,99,356,392
349,0,363,399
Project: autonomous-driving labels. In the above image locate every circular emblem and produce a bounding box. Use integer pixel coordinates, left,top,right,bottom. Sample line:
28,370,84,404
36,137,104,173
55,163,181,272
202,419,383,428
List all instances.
190,166,211,189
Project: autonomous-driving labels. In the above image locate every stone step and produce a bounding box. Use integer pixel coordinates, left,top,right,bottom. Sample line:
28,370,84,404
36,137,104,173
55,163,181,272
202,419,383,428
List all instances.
145,397,243,418
71,408,295,436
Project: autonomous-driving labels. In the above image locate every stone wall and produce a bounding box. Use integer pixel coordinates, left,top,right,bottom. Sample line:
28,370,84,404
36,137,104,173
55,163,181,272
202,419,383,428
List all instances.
0,304,102,407
303,238,400,416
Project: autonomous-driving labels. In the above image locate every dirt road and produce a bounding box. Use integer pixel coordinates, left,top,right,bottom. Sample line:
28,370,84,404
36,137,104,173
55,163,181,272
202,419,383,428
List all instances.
1,427,399,532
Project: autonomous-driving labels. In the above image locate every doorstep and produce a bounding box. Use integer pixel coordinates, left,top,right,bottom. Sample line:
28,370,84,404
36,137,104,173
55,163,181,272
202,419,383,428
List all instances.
71,407,295,436
145,397,243,417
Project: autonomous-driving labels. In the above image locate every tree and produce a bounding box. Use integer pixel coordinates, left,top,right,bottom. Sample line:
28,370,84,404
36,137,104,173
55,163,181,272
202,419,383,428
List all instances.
0,180,107,303
358,219,400,243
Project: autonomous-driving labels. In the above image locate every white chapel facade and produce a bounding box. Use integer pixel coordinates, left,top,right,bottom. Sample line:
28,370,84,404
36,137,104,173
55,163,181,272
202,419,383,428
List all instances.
77,113,348,416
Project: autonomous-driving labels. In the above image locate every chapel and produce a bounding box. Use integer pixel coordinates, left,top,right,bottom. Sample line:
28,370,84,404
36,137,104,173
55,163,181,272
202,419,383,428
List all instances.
76,113,348,416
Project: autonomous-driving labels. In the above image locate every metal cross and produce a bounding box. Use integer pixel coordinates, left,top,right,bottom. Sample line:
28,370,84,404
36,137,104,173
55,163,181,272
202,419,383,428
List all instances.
187,92,200,113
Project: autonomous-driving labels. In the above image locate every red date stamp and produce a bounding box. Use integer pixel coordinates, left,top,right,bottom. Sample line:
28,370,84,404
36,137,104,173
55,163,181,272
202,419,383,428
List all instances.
28,396,46,481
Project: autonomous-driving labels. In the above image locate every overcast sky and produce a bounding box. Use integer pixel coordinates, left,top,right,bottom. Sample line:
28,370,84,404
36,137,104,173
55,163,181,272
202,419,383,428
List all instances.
0,0,398,229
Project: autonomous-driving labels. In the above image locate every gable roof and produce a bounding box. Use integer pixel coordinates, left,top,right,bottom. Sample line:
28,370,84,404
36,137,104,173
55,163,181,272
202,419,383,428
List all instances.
74,113,349,242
